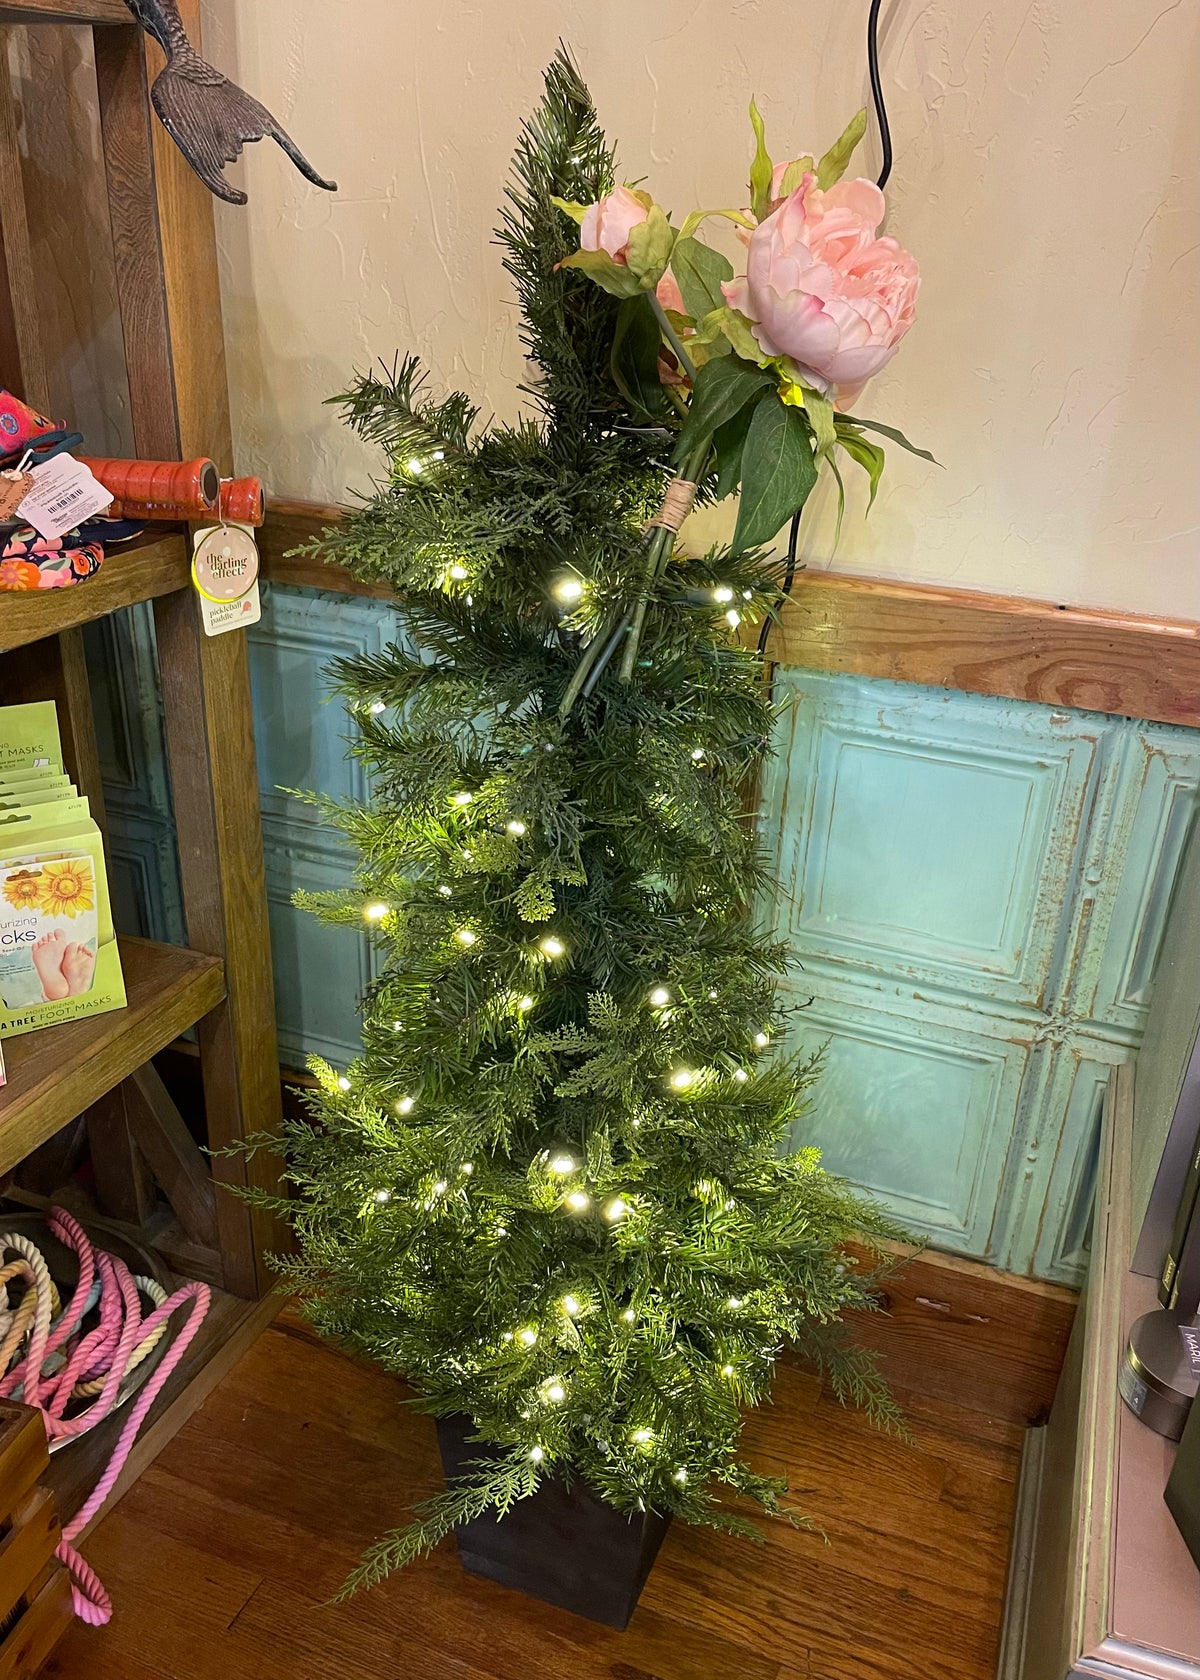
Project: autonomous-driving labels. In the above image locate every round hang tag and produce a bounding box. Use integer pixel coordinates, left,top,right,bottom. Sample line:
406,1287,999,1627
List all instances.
191,524,259,603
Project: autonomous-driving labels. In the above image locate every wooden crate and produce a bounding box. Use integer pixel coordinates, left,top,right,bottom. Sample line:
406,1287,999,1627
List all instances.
0,1401,72,1680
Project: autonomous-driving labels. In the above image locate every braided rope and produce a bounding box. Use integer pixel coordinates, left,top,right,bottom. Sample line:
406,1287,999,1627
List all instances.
0,1209,211,1625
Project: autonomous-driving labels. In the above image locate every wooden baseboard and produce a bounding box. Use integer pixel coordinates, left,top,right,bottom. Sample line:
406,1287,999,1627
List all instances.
842,1240,1077,1427
259,499,1200,729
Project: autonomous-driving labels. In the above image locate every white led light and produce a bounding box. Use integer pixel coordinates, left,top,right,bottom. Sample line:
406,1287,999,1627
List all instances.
455,928,478,946
395,1096,415,1116
549,1154,576,1175
713,586,734,603
432,450,445,462
374,1189,391,1204
669,1068,695,1091
566,1190,590,1212
517,995,534,1011
451,790,474,806
460,1161,474,1175
518,1327,538,1347
336,1075,351,1092
553,574,585,603
449,563,469,580
632,1428,653,1443
437,884,452,897
621,1308,636,1323
496,1225,508,1236
363,902,389,922
506,820,527,836
754,1031,769,1048
539,936,565,958
545,1382,566,1403
708,989,718,1000
529,1445,545,1462
734,1068,749,1083
561,1294,580,1317
432,1179,448,1196
725,608,742,629
721,1363,735,1377
369,699,387,715
406,456,424,475
649,986,670,1008
691,748,705,762
673,1467,688,1483
605,1198,628,1222
727,1296,743,1309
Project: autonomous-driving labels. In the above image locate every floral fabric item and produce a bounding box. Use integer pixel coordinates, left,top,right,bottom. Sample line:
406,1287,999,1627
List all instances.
0,524,104,591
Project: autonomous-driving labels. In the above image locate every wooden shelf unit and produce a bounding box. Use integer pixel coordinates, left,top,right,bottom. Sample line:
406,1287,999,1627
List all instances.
0,938,224,1177
0,533,191,654
0,6,285,1656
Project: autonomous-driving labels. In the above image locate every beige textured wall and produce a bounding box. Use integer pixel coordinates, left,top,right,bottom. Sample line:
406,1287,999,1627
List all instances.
203,0,1199,618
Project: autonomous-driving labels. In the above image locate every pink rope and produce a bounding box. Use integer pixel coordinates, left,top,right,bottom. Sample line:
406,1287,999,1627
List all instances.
0,1208,211,1625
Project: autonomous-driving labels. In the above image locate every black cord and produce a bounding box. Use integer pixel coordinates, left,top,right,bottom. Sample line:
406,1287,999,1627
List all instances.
757,1,893,661
757,510,802,658
868,0,893,190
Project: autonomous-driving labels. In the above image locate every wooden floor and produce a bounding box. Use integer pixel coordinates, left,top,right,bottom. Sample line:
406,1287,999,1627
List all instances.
44,1315,1024,1680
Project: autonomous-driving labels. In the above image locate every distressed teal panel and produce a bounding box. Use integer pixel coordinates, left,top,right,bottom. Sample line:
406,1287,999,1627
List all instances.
249,583,406,827
247,583,405,1069
83,602,184,944
783,981,1030,1254
1018,1041,1132,1284
763,671,1101,1012
1068,722,1200,1035
263,829,373,1070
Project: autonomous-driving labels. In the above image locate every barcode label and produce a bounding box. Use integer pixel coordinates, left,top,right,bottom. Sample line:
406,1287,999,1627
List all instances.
16,454,113,541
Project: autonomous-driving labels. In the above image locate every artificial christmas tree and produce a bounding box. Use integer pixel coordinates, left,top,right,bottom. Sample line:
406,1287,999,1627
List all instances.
251,50,925,1617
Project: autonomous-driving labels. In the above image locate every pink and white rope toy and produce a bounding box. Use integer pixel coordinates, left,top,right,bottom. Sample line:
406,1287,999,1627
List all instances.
0,1207,210,1624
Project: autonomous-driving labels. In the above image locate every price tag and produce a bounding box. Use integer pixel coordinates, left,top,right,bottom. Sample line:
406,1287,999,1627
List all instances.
16,454,113,540
192,521,261,638
199,588,261,637
0,469,33,521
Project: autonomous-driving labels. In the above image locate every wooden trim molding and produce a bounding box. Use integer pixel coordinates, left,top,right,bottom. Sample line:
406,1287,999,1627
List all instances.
259,499,1200,729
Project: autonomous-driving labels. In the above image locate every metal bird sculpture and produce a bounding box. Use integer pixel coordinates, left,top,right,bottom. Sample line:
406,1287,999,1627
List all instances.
122,0,336,205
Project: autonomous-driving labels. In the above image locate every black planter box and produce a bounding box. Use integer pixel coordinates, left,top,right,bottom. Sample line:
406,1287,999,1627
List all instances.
435,1413,671,1629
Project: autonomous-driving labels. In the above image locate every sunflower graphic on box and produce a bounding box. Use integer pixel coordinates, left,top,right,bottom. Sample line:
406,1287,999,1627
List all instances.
0,853,100,1009
36,858,94,918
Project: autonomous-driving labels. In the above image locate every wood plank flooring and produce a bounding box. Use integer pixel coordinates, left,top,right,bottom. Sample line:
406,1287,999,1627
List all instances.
44,1317,1024,1680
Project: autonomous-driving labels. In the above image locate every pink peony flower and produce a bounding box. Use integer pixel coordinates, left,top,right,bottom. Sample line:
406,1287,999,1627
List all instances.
579,186,650,264
654,270,687,316
723,173,919,407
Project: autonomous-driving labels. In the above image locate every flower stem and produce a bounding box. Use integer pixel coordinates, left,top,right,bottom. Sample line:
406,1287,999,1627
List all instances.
617,437,712,683
649,294,698,386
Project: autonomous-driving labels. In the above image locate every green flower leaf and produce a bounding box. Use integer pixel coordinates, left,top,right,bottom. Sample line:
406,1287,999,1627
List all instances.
816,109,868,190
837,413,939,463
624,205,676,289
549,196,590,225
670,237,734,323
732,393,818,553
557,247,644,298
748,99,774,222
610,295,665,419
673,354,774,465
776,156,814,199
690,305,763,366
836,427,886,509
677,207,757,239
712,396,764,500
801,386,836,463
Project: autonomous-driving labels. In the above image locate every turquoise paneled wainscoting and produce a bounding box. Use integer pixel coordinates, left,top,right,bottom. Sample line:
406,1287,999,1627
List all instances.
84,585,1200,1285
